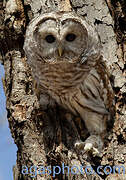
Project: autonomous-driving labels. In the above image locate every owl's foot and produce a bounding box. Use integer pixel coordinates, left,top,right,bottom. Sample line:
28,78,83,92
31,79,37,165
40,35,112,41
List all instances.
84,143,99,156
75,141,99,157
74,141,85,150
75,135,103,157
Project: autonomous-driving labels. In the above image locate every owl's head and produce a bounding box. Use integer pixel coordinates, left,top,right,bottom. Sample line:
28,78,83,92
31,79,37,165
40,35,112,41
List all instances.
24,12,101,65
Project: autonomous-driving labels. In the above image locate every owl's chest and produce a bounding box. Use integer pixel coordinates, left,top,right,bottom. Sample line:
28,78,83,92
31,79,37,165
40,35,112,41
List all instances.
35,62,90,113
35,63,112,117
39,62,87,96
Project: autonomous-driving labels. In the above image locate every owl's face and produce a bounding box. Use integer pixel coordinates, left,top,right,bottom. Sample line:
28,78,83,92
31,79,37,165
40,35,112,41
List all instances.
24,12,100,65
33,12,89,64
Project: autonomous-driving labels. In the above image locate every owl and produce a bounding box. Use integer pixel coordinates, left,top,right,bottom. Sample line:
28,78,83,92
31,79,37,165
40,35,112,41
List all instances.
24,11,115,156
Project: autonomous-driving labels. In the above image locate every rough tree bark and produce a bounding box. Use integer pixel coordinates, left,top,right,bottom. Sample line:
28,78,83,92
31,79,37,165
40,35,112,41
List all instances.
0,0,126,180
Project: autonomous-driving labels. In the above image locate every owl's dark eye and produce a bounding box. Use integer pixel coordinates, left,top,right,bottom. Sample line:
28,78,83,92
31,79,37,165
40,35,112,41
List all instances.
66,33,76,42
45,35,56,43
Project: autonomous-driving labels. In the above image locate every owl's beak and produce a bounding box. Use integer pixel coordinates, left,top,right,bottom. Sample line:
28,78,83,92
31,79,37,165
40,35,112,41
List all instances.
58,46,63,57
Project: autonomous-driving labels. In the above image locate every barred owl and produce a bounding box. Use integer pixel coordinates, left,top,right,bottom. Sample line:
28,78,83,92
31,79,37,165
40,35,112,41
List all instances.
24,11,115,156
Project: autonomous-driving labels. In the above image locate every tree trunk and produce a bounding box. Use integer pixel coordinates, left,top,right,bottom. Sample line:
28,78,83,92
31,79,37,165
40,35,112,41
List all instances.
0,0,126,179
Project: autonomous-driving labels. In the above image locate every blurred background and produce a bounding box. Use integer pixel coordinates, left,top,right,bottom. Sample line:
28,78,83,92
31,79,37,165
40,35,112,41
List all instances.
0,63,17,180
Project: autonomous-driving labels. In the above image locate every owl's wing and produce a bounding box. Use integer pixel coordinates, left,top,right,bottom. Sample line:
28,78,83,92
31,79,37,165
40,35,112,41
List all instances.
73,68,110,115
68,67,112,135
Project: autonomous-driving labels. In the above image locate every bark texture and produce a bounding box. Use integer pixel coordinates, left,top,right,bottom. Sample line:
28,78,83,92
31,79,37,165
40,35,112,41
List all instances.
0,0,126,179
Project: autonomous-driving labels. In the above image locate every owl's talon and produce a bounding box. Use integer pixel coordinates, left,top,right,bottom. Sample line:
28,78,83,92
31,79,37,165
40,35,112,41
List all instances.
75,142,100,157
92,147,99,156
84,143,99,157
84,143,93,151
74,141,85,150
